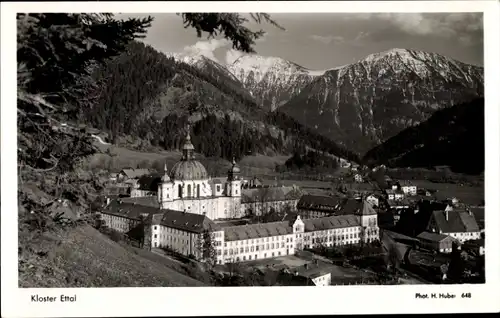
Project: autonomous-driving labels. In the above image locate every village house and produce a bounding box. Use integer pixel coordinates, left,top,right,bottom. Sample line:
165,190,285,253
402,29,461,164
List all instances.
400,181,417,196
354,173,363,183
292,262,332,286
130,174,162,198
117,168,152,182
385,189,405,201
417,231,458,253
426,205,481,243
365,194,379,208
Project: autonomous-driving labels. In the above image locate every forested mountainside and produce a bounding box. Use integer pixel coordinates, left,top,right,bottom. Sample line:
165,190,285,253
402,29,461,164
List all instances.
362,98,484,175
279,48,484,154
84,41,359,162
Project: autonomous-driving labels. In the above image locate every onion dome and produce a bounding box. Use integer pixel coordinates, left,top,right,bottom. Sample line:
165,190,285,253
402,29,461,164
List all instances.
169,125,209,181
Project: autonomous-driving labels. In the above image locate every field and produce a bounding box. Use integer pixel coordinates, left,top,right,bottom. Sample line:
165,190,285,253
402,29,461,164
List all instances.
410,180,484,205
18,225,205,287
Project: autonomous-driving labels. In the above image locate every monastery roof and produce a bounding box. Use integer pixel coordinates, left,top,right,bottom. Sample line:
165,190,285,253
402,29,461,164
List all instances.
297,195,344,212
224,221,292,241
119,168,152,179
431,208,480,233
120,196,160,209
303,214,360,231
101,200,158,220
241,186,301,203
417,231,453,242
156,210,220,234
337,198,377,216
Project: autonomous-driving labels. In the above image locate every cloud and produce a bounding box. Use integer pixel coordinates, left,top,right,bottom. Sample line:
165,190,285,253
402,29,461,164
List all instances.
354,13,483,46
183,38,231,62
225,49,245,65
309,34,345,45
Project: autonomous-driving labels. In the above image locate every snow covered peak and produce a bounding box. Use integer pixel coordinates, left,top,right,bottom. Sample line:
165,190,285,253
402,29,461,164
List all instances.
228,54,328,83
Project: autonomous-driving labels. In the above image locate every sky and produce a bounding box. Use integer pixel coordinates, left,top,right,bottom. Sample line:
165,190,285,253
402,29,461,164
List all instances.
118,13,484,70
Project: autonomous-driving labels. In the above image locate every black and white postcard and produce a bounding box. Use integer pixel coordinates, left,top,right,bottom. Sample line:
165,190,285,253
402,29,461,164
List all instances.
2,1,499,317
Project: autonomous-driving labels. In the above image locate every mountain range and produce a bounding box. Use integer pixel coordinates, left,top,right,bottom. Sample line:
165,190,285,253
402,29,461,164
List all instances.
172,48,483,155
85,42,484,172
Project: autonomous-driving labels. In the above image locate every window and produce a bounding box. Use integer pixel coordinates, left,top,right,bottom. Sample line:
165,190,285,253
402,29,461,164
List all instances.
224,250,227,255
249,255,252,260
281,242,285,248
197,184,200,197
240,248,243,253
272,252,275,257
264,253,267,257
178,184,183,198
154,234,157,238
256,246,259,251
266,244,269,250
251,246,254,252
154,226,157,230
245,247,249,253
271,243,274,249
217,185,221,192
243,256,246,261
236,257,240,261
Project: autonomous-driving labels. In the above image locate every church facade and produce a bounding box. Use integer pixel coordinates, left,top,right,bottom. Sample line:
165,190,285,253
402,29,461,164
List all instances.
156,129,243,220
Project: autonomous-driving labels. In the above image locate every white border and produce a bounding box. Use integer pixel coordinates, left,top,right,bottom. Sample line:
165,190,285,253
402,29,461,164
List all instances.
2,1,499,317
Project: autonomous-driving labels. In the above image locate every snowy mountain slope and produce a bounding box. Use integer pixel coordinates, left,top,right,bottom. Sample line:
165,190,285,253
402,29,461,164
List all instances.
279,48,484,154
227,54,333,111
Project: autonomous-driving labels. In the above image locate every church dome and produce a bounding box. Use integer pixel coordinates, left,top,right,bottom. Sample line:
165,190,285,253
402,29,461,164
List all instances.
170,160,209,181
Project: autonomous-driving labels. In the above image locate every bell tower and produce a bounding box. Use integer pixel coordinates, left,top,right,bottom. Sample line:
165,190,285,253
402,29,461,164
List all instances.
158,162,173,207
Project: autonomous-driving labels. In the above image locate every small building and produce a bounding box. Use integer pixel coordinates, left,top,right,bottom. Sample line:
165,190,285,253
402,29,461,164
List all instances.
385,189,405,201
117,168,152,182
293,263,332,286
354,174,363,183
426,205,481,243
366,194,379,208
417,231,457,253
387,199,410,210
130,174,162,198
400,182,417,196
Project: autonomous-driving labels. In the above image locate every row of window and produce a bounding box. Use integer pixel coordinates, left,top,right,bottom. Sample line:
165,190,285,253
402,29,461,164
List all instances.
225,235,291,247
227,250,285,262
225,242,290,255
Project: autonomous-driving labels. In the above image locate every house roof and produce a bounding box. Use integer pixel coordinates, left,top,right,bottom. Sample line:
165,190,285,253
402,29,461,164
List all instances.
241,186,301,203
417,231,452,242
294,262,332,279
223,221,293,241
156,210,220,234
303,214,360,232
120,168,152,179
297,194,344,212
469,207,484,230
430,209,480,233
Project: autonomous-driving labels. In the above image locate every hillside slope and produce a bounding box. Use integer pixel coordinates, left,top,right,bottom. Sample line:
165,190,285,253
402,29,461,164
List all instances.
19,225,205,287
362,98,484,174
280,48,484,154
